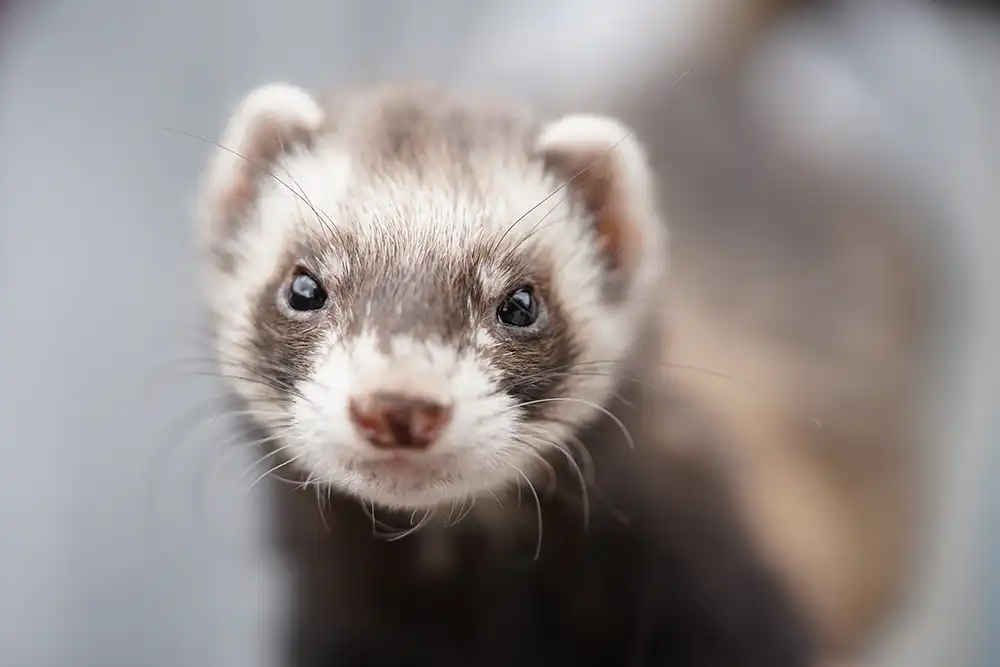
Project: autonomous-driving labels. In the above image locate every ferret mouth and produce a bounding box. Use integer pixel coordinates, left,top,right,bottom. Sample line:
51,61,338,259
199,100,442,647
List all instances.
347,451,460,479
336,450,502,509
344,451,463,490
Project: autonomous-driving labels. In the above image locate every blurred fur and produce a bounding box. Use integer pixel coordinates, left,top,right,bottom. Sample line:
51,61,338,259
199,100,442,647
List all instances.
612,69,927,655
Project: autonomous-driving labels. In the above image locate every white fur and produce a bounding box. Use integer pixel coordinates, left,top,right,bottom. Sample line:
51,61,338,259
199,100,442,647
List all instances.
197,84,325,270
536,113,666,277
537,114,637,154
288,333,530,509
223,82,324,149
202,87,666,510
200,84,323,209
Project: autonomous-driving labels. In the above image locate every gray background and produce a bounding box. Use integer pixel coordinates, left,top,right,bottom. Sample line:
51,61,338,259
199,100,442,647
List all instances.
1,1,997,666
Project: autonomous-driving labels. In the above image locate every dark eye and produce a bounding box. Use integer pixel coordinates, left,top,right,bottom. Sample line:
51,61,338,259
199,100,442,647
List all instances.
287,271,327,312
497,286,539,327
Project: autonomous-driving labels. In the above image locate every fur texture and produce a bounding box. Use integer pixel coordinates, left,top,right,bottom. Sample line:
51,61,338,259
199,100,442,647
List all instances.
612,69,928,654
197,83,816,666
199,84,667,510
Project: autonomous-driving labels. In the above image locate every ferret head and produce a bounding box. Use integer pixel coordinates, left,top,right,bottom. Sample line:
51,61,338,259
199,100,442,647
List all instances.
197,84,666,510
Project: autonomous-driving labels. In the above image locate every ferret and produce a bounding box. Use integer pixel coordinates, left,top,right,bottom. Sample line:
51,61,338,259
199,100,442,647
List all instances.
196,83,817,666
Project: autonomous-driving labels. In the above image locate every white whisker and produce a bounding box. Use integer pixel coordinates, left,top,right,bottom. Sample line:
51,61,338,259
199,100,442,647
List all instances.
540,435,591,531
562,431,596,485
506,442,558,495
516,396,635,451
450,496,477,527
384,508,435,542
508,461,543,560
247,454,301,493
240,430,295,477
313,485,332,533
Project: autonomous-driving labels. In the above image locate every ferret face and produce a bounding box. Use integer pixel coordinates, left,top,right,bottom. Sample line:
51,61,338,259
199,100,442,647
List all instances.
198,85,665,510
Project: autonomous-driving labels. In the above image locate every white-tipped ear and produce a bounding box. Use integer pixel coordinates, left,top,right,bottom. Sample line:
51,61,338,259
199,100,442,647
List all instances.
198,83,324,268
535,114,663,278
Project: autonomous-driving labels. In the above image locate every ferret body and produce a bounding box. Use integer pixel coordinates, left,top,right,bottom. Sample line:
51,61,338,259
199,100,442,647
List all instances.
197,83,816,666
615,71,928,655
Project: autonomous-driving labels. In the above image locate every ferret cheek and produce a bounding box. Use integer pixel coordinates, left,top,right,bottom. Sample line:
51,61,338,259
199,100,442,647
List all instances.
285,395,330,459
462,388,520,447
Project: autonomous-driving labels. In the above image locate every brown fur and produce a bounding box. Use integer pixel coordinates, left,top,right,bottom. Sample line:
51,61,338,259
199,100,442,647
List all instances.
543,151,629,271
604,71,928,654
209,118,316,274
321,84,539,177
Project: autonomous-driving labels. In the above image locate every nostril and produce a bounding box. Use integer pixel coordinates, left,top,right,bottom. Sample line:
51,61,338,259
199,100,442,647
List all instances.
348,393,453,450
348,400,380,433
409,403,449,439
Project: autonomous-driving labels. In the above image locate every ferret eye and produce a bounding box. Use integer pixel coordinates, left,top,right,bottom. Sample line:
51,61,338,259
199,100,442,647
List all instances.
287,271,327,312
497,286,539,327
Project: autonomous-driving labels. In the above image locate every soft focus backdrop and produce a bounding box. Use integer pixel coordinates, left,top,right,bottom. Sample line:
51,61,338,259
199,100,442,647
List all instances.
1,1,997,666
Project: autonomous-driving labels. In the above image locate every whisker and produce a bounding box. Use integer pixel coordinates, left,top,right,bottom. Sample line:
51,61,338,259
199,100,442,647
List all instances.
190,421,297,526
515,396,636,451
445,497,461,526
164,351,310,387
551,426,631,526
485,67,688,260
490,70,691,272
452,496,477,527
506,443,558,496
240,434,295,478
486,486,505,509
247,455,301,493
313,484,333,533
172,368,306,402
498,208,577,266
508,370,634,408
561,431,596,486
507,358,824,429
149,124,344,246
488,123,638,257
359,500,413,538
531,431,591,531
385,508,436,541
142,395,291,523
273,132,344,250
508,461,544,560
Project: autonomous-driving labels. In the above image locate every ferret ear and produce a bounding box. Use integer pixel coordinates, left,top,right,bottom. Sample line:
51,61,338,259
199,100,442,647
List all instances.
197,83,324,269
535,114,664,282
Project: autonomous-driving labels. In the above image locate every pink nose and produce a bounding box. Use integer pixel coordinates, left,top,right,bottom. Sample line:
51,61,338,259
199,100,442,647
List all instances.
348,392,453,451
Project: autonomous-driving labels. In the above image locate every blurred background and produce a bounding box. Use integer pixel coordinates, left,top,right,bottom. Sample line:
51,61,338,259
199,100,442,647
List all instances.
0,1,997,666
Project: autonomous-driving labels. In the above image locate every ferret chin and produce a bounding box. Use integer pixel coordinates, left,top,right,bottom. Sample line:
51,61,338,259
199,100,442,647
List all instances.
196,82,817,667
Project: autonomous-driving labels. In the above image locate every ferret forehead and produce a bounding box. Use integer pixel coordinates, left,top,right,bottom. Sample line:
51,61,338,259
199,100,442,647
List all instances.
257,86,589,278
333,89,553,245
328,85,540,169
341,163,562,253
274,108,570,261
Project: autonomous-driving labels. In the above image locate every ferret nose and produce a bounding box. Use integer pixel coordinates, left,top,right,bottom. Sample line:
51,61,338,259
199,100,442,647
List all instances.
348,392,452,451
